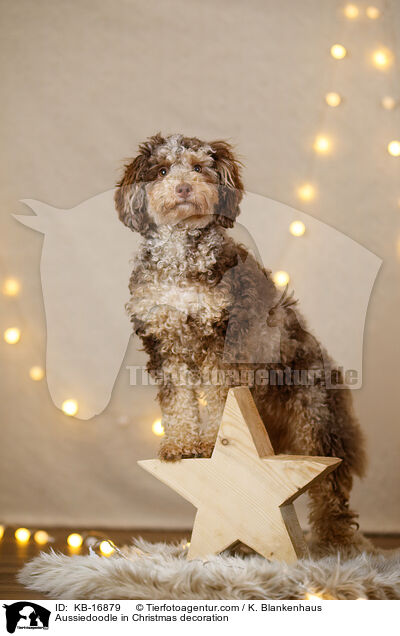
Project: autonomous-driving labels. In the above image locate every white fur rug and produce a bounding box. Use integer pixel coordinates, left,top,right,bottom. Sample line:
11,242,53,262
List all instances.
18,540,400,600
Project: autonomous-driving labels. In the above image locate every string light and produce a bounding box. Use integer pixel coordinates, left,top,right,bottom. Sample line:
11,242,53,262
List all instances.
152,419,165,436
289,221,306,237
273,271,290,287
0,525,4,540
84,536,98,547
15,528,31,544
344,4,359,19
4,327,21,344
34,530,50,545
29,366,45,381
381,96,396,110
372,48,393,69
366,6,381,19
330,44,347,60
99,540,115,556
61,399,79,416
313,136,331,154
67,533,83,548
388,141,400,157
305,592,322,601
2,278,20,296
297,183,316,201
325,92,342,107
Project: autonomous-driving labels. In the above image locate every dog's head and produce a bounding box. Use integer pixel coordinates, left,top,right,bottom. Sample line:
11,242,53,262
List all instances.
115,133,244,235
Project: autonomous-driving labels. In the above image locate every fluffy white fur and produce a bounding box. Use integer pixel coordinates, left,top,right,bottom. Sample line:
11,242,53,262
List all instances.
18,540,400,600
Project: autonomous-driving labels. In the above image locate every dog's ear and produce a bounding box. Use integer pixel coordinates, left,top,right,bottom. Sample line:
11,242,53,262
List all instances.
115,150,153,235
211,140,244,228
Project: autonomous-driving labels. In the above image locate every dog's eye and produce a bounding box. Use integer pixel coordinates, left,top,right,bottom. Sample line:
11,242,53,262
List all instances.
193,164,202,173
159,167,168,177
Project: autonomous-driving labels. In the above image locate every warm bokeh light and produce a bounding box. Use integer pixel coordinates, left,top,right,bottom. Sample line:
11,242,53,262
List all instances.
15,528,31,544
372,48,393,69
4,327,21,344
344,4,359,19
325,92,342,107
0,525,4,541
330,44,347,60
289,221,306,237
272,271,290,287
388,141,400,157
305,592,323,601
313,136,331,154
67,533,83,548
99,540,115,556
61,399,79,416
198,394,208,406
2,278,20,296
366,6,381,19
381,96,396,110
297,183,316,201
29,366,45,381
34,530,50,545
152,419,165,436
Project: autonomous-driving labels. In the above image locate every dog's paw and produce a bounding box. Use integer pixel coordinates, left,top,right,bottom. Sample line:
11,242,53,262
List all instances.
158,441,205,462
309,531,376,559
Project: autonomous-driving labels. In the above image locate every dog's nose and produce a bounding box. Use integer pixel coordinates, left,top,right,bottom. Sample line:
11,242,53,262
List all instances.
175,182,192,198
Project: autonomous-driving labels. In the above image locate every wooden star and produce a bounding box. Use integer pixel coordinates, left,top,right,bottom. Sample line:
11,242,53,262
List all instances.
138,387,341,563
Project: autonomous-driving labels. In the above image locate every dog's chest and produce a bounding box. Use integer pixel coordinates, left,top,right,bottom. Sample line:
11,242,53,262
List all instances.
128,275,231,333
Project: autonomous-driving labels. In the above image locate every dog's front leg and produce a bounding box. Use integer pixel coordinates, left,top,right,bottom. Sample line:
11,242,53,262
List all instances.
157,365,204,461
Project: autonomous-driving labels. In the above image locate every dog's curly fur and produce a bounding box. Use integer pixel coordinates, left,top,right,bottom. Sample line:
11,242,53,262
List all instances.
115,133,369,551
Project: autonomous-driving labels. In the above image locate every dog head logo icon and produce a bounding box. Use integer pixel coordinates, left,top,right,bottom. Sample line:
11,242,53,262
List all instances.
3,602,50,633
15,190,381,417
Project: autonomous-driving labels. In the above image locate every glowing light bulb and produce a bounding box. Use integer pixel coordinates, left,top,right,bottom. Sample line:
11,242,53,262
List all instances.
29,366,45,381
99,540,115,556
15,528,31,543
289,221,306,237
273,271,290,287
4,327,21,344
330,44,347,60
372,49,392,69
388,141,400,157
381,96,396,110
344,4,359,19
325,92,342,107
313,136,331,154
366,6,381,19
67,533,83,548
297,183,316,201
2,278,20,296
61,399,79,416
152,419,165,436
0,525,4,540
34,530,50,545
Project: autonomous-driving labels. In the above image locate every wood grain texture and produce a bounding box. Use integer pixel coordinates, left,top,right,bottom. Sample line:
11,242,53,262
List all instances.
139,387,342,563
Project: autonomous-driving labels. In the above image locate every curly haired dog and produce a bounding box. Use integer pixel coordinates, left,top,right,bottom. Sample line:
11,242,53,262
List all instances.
115,133,369,552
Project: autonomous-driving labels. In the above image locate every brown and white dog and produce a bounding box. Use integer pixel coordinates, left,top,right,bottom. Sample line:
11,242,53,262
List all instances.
115,133,370,552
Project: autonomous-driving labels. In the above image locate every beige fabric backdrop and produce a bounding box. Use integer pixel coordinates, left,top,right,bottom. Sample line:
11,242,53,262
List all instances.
0,0,399,531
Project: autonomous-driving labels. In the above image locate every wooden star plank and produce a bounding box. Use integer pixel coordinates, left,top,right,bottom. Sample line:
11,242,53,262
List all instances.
138,387,341,563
